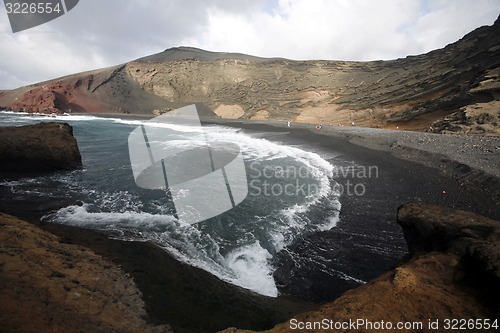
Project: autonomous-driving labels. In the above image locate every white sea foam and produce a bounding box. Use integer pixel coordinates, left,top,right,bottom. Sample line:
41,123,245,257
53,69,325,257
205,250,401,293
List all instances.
107,116,208,133
225,241,277,296
0,113,103,127
318,213,341,231
57,115,101,121
47,204,177,230
0,177,41,186
4,112,344,297
0,110,29,115
47,204,279,296
201,126,341,253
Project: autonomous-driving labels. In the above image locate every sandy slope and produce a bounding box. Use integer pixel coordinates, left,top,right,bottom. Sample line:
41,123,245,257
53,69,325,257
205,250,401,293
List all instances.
1,17,499,134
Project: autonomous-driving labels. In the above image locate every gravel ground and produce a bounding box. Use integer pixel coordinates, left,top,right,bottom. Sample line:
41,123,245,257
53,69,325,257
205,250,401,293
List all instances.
211,118,500,179
317,125,500,178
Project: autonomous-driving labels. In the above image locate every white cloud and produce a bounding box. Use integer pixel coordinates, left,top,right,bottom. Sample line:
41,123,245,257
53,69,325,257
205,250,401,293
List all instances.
406,0,500,53
186,0,499,60
0,0,498,90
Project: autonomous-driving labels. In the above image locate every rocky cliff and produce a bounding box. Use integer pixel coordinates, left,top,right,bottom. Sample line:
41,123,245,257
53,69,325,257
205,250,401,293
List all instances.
0,122,82,173
2,198,498,333
1,17,499,134
221,202,500,333
0,212,171,333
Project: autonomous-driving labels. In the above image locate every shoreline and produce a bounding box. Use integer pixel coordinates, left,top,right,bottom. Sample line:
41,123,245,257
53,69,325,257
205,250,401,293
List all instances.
211,119,500,217
212,118,499,301
16,110,500,182
68,111,500,220
77,112,500,180
208,118,500,179
1,113,499,331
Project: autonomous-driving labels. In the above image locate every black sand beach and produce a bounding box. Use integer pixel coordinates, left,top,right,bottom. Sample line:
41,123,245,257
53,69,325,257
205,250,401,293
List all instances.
1,116,499,332
211,120,500,301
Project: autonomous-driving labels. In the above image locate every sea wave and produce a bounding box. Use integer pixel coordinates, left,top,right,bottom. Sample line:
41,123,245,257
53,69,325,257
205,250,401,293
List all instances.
2,112,341,297
44,204,279,296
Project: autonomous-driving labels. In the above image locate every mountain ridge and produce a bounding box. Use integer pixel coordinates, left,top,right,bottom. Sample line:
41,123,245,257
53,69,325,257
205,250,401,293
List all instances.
1,16,499,134
136,46,289,63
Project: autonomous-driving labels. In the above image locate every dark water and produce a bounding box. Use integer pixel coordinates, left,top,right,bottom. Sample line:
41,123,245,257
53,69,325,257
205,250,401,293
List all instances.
1,112,348,296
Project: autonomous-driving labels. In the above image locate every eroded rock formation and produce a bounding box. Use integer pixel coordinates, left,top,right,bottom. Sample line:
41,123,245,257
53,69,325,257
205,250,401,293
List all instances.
221,203,500,333
1,16,499,134
0,122,82,173
0,212,171,333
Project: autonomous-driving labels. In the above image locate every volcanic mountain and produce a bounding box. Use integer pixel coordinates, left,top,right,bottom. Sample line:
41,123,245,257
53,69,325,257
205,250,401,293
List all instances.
1,16,499,135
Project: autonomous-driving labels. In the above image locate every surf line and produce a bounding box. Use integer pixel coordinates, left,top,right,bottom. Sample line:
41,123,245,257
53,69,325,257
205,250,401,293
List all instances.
202,130,237,208
140,124,179,219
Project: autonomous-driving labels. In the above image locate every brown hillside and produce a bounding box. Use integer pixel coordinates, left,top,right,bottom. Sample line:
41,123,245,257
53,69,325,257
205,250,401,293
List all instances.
1,16,499,134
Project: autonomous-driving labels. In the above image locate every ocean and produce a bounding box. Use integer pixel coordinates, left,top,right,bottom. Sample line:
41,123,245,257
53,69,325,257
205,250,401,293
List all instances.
0,111,343,297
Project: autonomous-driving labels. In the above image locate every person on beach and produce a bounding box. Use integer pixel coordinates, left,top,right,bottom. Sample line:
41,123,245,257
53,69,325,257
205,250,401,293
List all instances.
315,123,322,131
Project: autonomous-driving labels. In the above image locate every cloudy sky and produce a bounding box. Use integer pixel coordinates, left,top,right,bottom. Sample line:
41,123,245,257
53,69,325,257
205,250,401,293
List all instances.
0,0,499,90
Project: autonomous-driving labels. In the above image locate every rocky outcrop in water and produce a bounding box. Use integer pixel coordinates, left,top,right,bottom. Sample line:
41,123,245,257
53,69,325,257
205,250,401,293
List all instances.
1,16,499,133
0,122,82,173
221,203,500,333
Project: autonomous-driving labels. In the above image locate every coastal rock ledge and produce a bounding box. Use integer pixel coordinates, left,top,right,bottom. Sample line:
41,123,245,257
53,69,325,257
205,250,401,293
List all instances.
222,203,499,333
0,212,171,333
0,122,82,173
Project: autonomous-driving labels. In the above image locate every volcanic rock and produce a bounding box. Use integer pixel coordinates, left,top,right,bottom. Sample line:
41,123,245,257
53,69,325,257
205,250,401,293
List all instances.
221,203,500,333
0,212,171,333
397,202,499,256
428,100,500,136
0,122,82,173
